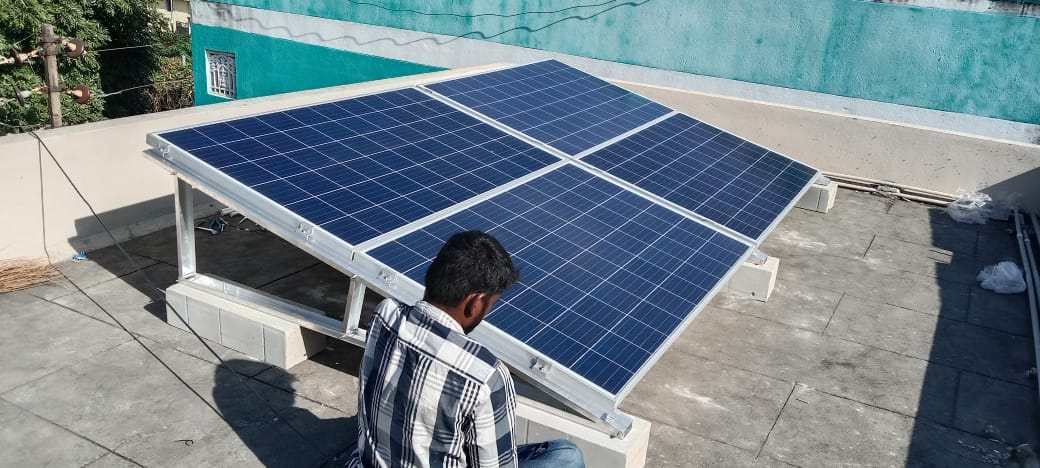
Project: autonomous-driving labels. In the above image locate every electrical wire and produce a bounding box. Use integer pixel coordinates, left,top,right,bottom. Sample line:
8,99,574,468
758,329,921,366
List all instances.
96,78,191,98
1,77,190,115
0,121,42,130
222,0,651,50
83,1,629,56
10,33,36,48
89,43,163,53
25,130,331,460
344,0,628,18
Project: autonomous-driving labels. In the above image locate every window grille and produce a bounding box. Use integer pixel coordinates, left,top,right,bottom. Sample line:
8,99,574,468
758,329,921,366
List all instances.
206,50,236,99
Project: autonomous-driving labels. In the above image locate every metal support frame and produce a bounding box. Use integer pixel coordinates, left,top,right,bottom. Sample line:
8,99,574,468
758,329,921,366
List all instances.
344,277,366,335
175,178,197,279
173,175,370,347
186,274,367,348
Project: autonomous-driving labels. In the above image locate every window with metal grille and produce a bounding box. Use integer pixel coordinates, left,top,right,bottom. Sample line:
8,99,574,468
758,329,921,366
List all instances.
206,50,236,99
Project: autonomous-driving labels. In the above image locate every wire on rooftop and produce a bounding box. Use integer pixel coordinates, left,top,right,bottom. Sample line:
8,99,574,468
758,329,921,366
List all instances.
25,130,332,460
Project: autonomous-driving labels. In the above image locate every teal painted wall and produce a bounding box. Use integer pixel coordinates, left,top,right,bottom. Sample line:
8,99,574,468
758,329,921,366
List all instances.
203,0,1039,124
191,24,443,105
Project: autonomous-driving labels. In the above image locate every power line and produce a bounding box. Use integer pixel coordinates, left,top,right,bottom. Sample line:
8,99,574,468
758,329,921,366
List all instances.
0,120,43,130
89,43,162,53
97,78,191,98
10,33,35,47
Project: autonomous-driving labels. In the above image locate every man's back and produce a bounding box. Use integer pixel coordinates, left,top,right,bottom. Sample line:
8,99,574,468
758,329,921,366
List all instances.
349,298,517,468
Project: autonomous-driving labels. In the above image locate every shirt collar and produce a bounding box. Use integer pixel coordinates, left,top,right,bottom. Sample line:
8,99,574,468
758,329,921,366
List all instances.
415,301,465,334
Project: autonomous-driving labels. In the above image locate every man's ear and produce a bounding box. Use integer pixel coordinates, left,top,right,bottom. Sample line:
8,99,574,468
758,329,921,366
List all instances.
461,292,484,318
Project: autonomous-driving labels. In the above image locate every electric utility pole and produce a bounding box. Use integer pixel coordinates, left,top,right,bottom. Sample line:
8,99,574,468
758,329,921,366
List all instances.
40,23,63,128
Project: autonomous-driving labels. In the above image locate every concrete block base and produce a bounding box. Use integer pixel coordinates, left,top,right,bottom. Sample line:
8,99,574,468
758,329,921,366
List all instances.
796,180,839,213
515,397,650,468
164,282,326,369
726,256,779,302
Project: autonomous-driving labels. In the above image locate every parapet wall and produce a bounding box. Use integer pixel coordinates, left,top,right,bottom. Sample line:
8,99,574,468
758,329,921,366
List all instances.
194,0,1040,135
1,67,1036,261
621,81,1040,213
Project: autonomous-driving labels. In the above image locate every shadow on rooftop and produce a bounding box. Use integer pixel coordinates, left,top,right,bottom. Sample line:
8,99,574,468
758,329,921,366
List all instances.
65,205,367,466
213,360,357,467
906,207,1038,465
981,167,1040,215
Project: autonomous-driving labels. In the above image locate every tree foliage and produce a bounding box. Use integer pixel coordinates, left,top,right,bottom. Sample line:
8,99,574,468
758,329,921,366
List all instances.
0,0,192,135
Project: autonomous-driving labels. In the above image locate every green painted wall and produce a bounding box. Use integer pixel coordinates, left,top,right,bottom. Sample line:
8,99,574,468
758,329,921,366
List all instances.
202,0,1040,124
191,24,443,105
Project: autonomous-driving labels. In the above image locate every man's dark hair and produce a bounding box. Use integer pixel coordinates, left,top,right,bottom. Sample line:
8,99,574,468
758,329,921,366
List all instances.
424,231,520,306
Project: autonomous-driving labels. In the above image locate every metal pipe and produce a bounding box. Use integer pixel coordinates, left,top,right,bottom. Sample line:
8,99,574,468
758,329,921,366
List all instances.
832,181,950,206
1031,213,1040,292
1014,209,1040,405
823,171,955,199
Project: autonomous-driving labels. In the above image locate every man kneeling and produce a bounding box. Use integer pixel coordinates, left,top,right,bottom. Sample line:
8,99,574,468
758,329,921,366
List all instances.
348,231,584,468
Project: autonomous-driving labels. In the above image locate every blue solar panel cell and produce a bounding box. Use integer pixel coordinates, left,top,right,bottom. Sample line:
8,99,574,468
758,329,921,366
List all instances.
368,165,748,394
582,114,817,241
426,60,670,155
158,88,560,245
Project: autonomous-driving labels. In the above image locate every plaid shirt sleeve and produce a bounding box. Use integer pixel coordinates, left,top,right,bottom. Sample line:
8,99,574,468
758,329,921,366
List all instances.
466,361,518,468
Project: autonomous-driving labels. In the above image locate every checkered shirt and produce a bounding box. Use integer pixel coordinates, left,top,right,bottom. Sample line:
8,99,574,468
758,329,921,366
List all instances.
346,299,518,468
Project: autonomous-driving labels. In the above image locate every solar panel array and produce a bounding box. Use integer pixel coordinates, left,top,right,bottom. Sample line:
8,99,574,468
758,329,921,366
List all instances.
151,59,816,401
369,165,748,394
158,88,559,245
426,60,670,155
581,114,818,241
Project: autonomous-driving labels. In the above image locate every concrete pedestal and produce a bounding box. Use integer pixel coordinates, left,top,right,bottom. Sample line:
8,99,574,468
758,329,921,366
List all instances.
515,397,650,468
726,256,779,302
164,282,327,369
797,180,839,213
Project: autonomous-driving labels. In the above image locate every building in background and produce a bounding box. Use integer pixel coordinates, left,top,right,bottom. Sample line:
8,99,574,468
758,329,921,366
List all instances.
155,0,191,34
187,0,1040,144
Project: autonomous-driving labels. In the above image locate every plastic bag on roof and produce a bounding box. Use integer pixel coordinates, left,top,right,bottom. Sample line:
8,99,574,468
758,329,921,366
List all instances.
947,192,993,224
977,261,1026,294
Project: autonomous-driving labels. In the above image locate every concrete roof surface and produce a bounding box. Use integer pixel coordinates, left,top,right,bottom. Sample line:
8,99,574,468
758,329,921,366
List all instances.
0,188,1035,467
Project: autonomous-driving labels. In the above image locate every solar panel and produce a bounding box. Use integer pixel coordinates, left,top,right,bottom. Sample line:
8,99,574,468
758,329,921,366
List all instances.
581,114,818,241
426,60,670,155
155,88,559,245
368,165,749,395
148,61,818,434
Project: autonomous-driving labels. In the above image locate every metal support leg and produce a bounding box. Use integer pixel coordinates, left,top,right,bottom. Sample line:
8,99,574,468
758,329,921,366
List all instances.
175,178,197,279
343,277,366,336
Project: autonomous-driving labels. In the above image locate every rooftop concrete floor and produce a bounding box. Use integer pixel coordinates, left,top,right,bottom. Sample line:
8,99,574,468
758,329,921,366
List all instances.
1,188,1036,467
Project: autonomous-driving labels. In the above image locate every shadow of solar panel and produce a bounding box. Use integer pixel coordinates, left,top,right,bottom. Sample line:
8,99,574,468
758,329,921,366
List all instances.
426,60,670,156
157,88,560,245
582,114,818,241
368,164,748,394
